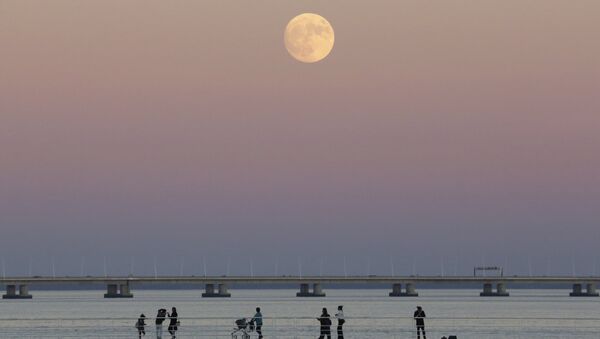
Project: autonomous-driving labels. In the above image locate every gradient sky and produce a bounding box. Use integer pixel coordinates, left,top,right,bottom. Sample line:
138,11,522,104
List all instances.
1,0,599,277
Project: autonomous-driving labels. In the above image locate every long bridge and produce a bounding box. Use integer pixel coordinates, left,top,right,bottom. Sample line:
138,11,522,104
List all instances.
1,275,599,299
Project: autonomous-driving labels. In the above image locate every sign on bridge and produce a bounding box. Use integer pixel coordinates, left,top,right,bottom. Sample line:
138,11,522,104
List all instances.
473,266,504,277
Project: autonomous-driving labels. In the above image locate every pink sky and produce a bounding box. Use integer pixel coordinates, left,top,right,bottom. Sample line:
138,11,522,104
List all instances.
0,1,599,276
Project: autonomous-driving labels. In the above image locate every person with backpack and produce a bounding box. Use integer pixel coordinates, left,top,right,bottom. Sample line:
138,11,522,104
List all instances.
317,308,332,339
413,306,427,339
155,308,167,339
334,305,345,339
251,307,263,339
135,314,146,338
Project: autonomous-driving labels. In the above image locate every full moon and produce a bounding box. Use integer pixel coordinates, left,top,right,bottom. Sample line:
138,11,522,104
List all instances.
284,13,335,63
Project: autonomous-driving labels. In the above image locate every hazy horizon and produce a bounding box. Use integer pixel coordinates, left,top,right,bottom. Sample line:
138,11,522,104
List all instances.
1,0,599,276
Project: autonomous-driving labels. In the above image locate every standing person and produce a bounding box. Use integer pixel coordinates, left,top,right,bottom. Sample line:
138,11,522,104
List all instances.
136,314,146,339
252,307,263,339
413,306,427,339
167,307,178,339
334,305,345,339
155,308,167,339
317,308,332,339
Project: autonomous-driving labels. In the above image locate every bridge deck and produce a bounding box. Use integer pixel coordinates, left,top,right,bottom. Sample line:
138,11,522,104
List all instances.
1,275,599,284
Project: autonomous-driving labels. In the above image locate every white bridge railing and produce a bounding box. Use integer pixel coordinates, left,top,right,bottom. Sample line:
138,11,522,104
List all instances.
1,316,600,338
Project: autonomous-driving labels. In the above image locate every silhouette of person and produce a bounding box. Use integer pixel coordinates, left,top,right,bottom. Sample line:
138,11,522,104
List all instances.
136,314,146,338
167,307,178,339
335,305,345,339
252,307,263,339
413,306,426,339
317,308,332,339
155,308,167,339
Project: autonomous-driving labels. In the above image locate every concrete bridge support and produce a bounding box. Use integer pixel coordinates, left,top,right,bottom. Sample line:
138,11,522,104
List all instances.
218,283,231,297
202,283,231,297
2,284,32,299
297,283,326,297
480,282,509,296
389,283,419,297
587,284,599,296
104,282,133,298
570,283,599,297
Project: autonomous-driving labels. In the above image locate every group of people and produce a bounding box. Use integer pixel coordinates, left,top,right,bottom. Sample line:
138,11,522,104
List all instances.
133,305,428,339
135,307,179,339
316,305,345,339
252,305,426,339
317,305,426,339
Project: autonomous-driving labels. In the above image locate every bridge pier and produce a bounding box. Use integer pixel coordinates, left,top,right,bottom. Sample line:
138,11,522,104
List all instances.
389,283,419,297
202,283,231,297
104,282,133,298
570,283,599,297
480,282,509,297
587,284,598,296
2,284,32,299
297,283,326,297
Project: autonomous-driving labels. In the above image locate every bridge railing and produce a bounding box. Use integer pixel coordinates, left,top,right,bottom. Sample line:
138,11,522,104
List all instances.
0,316,599,338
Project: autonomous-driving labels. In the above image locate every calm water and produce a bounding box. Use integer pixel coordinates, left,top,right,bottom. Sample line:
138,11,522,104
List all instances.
0,289,599,338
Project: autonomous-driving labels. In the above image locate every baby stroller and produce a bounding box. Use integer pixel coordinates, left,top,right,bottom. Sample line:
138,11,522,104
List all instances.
231,318,254,339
